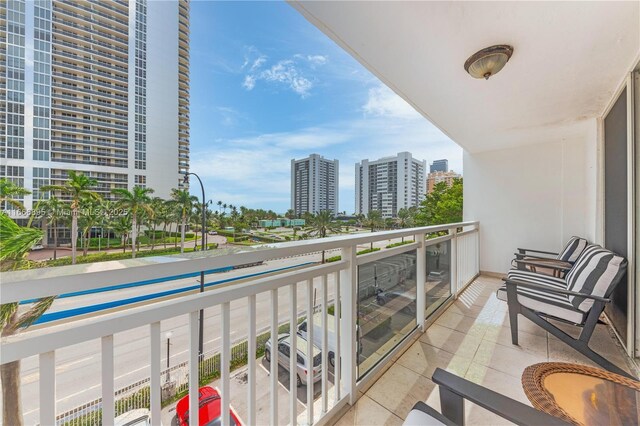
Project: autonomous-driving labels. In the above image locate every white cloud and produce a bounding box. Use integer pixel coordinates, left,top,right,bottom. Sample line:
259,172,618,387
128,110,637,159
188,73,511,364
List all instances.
241,49,329,98
242,75,256,90
306,55,328,66
362,84,421,120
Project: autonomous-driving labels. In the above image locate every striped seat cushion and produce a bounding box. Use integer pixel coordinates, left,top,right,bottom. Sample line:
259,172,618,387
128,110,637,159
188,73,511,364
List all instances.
497,270,585,323
565,245,627,312
556,236,588,263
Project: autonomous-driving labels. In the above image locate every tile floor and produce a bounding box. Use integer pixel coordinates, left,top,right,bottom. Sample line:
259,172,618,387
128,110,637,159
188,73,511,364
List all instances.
333,275,635,425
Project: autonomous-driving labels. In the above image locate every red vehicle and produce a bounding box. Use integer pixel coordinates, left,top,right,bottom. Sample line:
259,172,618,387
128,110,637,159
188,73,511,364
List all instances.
176,386,242,426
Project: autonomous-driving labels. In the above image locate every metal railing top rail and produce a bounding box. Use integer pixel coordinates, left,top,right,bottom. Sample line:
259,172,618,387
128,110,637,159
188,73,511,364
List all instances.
1,221,478,304
1,260,347,364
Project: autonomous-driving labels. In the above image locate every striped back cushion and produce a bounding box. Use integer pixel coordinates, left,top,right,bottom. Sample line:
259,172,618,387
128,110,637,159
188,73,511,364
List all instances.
565,244,627,312
556,236,588,263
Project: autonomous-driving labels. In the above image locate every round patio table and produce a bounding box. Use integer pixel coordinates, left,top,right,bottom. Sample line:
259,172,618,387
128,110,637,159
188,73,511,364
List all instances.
522,362,640,425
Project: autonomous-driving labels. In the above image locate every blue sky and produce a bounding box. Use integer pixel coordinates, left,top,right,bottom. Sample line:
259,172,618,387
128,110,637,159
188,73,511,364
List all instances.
188,1,462,214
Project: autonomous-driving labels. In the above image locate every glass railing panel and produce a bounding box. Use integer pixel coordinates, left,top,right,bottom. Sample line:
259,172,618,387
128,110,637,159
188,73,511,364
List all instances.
357,250,417,378
425,239,452,317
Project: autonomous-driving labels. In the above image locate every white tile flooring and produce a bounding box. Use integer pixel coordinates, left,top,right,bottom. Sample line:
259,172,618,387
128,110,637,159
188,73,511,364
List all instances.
333,275,635,425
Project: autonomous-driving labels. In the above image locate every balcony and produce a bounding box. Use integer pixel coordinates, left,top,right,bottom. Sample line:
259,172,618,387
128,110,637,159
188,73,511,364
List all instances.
1,223,482,425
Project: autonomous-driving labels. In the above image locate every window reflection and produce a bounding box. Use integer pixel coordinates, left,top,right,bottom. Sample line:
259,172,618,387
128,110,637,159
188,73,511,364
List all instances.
357,251,417,377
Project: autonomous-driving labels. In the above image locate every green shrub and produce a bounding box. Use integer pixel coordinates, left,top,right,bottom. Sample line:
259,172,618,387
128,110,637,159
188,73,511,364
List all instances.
385,240,415,249
356,247,380,255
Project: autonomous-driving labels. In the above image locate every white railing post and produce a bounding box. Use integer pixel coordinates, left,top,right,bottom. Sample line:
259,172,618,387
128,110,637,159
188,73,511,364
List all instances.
270,289,279,426
39,351,56,426
289,284,298,425
101,335,114,425
415,232,427,331
321,274,328,415
333,271,341,404
189,311,199,426
247,294,256,426
150,322,161,426
450,228,459,297
221,302,230,426
339,244,357,405
306,278,314,425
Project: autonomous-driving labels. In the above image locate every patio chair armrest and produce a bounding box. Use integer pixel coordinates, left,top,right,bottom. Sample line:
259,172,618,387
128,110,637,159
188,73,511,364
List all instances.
517,248,559,256
513,252,566,261
405,401,456,426
512,259,572,272
503,278,611,303
432,368,569,426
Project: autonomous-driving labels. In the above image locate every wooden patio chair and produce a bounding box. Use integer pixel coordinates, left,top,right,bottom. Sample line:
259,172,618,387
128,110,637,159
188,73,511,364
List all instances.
497,244,632,378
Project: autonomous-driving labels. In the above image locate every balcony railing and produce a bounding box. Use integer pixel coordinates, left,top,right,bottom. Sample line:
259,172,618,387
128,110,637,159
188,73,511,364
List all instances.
0,221,479,426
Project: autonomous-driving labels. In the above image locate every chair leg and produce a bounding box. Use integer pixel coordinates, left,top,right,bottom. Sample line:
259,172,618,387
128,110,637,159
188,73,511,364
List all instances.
509,307,519,345
505,284,519,345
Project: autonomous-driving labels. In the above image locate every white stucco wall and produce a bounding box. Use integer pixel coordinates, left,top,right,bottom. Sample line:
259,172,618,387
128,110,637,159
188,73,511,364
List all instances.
463,119,598,273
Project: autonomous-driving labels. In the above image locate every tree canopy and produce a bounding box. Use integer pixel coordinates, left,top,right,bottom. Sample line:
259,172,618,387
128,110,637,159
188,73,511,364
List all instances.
415,178,463,226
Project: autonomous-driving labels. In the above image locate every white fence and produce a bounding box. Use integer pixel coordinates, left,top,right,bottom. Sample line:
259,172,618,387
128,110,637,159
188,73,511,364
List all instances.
1,221,479,426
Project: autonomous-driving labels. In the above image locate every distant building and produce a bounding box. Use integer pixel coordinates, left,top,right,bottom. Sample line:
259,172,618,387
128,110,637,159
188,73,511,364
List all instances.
427,171,462,194
355,152,426,218
258,218,306,228
430,159,449,173
1,0,191,214
291,154,339,216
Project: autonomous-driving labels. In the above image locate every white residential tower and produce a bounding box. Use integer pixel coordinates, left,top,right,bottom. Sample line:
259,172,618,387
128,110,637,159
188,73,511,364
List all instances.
355,151,426,218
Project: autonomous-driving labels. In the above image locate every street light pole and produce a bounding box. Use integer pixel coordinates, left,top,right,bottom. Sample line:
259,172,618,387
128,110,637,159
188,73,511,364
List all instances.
165,331,173,382
183,172,206,358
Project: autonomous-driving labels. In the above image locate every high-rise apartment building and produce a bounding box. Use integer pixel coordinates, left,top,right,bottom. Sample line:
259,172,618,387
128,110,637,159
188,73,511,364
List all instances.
291,154,339,216
355,152,426,218
427,170,461,193
0,0,190,212
429,159,448,173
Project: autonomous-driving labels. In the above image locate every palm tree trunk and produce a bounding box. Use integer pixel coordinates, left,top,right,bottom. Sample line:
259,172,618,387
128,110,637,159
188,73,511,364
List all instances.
53,221,58,260
1,318,22,426
163,223,167,249
131,214,137,259
180,215,186,253
1,360,22,426
71,208,78,264
174,222,178,249
83,230,89,256
151,224,156,250
122,234,126,253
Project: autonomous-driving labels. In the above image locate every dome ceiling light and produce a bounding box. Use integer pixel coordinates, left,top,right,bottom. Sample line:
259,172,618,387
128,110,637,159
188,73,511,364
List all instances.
464,45,514,80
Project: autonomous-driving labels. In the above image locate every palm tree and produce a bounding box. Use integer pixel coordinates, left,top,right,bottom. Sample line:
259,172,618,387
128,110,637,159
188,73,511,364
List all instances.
112,186,155,259
113,215,132,253
305,210,342,263
362,210,384,250
0,178,31,210
171,189,197,253
148,197,165,250
285,209,296,219
42,171,100,265
0,213,54,426
396,207,416,242
217,200,223,213
41,197,68,260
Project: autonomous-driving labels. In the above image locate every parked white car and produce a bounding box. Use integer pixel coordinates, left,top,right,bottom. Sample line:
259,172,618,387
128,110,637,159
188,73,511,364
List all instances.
297,312,361,367
264,333,321,387
114,408,151,426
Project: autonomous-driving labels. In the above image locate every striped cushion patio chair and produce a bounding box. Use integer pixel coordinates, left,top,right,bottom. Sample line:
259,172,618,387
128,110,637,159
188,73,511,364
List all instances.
512,236,588,278
497,244,631,378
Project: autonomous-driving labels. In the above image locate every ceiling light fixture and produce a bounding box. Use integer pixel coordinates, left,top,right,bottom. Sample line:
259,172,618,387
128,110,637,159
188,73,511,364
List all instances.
464,45,513,80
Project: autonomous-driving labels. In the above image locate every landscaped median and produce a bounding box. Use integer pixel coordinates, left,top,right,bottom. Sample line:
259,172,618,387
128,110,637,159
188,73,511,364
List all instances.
15,243,218,270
